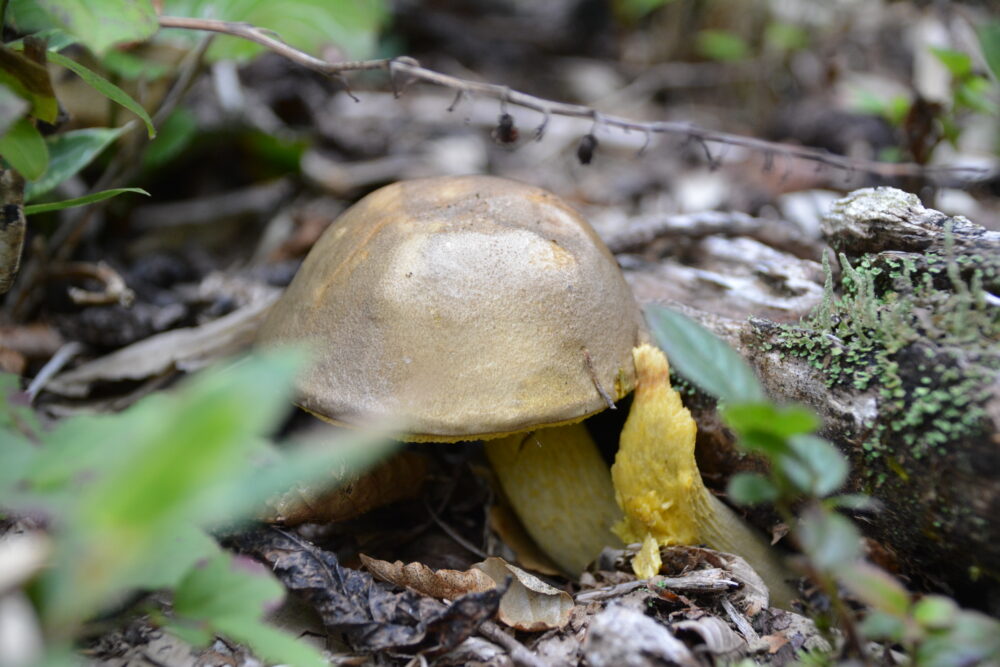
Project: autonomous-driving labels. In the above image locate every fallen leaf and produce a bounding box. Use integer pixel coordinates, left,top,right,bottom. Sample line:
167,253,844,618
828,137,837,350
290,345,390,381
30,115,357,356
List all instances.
474,557,574,631
673,614,745,654
762,632,790,653
361,554,574,632
227,528,500,654
360,554,495,600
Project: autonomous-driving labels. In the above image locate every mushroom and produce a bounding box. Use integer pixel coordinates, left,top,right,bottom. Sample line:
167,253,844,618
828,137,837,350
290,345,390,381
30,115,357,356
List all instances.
258,175,792,602
258,175,641,575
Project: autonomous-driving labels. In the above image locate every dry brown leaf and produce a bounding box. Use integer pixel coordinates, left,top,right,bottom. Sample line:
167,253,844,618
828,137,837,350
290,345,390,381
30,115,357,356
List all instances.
474,556,574,631
361,555,574,632
360,554,495,600
762,633,790,654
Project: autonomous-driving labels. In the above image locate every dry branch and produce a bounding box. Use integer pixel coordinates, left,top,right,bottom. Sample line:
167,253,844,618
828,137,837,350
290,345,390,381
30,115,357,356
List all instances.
155,15,994,187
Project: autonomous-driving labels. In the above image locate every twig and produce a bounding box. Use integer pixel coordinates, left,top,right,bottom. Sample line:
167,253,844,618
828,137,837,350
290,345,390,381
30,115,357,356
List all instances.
26,341,84,402
423,499,489,559
156,14,993,185
478,620,547,667
51,261,136,307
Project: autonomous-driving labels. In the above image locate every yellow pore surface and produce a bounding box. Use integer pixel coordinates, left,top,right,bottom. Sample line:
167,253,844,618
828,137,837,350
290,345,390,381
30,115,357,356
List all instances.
611,344,705,548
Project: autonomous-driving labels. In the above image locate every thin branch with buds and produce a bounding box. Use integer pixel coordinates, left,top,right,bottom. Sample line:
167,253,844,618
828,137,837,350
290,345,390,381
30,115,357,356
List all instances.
157,15,994,185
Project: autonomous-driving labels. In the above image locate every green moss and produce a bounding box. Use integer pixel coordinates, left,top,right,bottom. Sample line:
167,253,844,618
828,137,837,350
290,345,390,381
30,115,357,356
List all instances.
770,231,999,483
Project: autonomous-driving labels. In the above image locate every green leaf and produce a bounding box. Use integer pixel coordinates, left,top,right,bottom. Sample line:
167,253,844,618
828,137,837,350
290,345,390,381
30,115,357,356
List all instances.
46,51,156,138
797,507,861,571
174,553,284,621
913,595,958,630
859,610,907,642
0,83,30,137
781,435,847,497
0,117,48,180
977,21,1000,82
839,561,910,616
722,403,819,456
28,351,305,631
31,0,158,55
217,620,328,667
884,95,913,126
644,304,765,404
917,610,1000,667
101,49,173,81
697,29,749,62
24,188,150,215
764,22,808,53
25,127,126,201
723,403,819,437
161,0,388,61
172,553,327,667
727,473,778,505
955,77,997,115
0,43,58,124
931,47,972,78
8,347,394,636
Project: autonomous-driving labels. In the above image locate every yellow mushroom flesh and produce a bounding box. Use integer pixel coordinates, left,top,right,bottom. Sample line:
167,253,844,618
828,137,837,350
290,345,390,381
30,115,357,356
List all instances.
612,344,795,608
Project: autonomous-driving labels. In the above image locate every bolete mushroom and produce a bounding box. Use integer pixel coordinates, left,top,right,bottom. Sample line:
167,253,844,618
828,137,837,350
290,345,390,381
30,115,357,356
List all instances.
258,175,791,602
258,175,638,574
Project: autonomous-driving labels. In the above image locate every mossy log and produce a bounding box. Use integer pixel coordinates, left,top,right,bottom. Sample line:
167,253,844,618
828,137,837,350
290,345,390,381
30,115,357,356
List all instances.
623,187,1000,613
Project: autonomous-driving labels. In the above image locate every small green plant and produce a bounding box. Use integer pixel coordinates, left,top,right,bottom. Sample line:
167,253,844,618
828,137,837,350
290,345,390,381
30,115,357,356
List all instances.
0,0,385,214
646,304,1000,665
1,351,394,665
857,25,999,164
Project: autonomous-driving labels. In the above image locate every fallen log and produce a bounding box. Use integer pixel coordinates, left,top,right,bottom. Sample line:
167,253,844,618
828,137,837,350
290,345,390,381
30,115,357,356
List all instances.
623,187,1000,613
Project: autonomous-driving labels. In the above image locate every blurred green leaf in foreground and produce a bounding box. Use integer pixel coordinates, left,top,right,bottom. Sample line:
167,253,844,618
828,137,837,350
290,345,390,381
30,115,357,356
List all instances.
0,349,396,663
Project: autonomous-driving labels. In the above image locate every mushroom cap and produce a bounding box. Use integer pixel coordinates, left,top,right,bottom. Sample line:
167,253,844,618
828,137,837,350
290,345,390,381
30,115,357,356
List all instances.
258,175,645,440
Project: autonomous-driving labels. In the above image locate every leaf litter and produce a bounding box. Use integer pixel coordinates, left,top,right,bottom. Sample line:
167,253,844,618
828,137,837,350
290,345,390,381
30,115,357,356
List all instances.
226,526,503,656
221,518,826,665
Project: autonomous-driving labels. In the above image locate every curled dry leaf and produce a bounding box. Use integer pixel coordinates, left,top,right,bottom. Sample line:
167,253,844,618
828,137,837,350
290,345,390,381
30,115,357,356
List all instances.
673,614,745,654
360,554,495,600
474,556,574,632
361,554,574,632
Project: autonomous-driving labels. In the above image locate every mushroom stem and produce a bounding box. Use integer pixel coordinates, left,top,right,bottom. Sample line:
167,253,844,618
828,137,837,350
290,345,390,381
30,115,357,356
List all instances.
485,422,624,576
612,344,796,609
